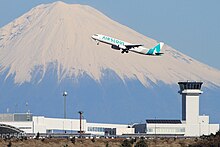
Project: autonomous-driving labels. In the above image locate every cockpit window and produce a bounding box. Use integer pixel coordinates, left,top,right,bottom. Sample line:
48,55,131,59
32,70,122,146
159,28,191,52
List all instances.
93,34,98,36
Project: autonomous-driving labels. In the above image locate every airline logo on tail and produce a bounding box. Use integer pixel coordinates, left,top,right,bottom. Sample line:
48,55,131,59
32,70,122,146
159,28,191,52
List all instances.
146,42,164,55
91,34,164,56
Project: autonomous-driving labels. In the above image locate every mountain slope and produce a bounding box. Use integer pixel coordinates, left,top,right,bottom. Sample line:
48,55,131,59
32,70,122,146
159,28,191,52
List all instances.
0,2,220,123
0,1,219,87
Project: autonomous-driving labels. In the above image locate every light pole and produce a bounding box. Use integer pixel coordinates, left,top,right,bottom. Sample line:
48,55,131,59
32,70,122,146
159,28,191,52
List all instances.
78,111,83,135
63,91,68,119
155,117,156,137
15,103,18,113
199,122,201,136
25,102,28,113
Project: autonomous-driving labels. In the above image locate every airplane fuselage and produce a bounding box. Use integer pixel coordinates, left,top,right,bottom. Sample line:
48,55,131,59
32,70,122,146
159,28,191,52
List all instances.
92,34,164,55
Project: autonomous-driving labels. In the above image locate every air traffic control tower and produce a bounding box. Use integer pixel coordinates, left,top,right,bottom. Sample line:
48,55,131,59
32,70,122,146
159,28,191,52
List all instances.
178,81,203,125
135,81,219,136
178,81,219,136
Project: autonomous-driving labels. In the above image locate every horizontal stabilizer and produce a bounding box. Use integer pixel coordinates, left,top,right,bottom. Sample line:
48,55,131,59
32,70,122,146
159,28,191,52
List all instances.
155,53,164,55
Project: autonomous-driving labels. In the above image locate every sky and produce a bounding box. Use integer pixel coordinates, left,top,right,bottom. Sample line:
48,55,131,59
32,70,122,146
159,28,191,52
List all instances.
0,0,220,70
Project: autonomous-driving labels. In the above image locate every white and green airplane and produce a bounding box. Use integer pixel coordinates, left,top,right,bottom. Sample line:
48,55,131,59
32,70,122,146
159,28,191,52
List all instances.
91,34,164,55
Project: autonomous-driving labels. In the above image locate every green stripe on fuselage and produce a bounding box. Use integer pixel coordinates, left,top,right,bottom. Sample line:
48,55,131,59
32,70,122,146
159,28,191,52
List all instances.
102,36,124,45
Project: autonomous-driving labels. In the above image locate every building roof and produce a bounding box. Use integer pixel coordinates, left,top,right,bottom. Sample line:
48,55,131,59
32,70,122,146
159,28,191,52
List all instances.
146,119,181,124
0,124,24,134
0,113,33,122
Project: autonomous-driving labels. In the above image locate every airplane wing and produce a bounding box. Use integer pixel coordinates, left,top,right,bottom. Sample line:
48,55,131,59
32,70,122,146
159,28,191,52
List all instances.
125,44,143,49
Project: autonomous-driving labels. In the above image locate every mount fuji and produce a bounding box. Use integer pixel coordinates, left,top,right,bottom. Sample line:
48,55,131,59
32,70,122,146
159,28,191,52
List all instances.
0,1,219,123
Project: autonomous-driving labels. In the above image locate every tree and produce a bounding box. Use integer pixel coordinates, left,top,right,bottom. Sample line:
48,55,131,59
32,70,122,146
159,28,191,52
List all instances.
7,141,12,147
135,138,147,147
121,139,132,147
216,130,220,136
91,137,95,143
106,142,109,147
36,132,40,139
130,138,137,144
71,137,76,144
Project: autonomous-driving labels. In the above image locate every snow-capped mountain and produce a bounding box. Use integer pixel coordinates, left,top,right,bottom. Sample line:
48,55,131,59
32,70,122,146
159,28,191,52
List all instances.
0,1,219,123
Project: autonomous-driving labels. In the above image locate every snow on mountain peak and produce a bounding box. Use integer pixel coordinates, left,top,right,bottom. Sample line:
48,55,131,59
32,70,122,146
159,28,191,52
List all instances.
0,2,220,87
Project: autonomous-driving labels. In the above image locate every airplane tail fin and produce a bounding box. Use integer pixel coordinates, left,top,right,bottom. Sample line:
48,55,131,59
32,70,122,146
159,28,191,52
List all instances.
152,42,164,55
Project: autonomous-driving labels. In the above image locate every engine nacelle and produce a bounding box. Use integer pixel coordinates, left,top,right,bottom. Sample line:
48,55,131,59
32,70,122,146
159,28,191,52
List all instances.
111,45,126,50
111,45,120,50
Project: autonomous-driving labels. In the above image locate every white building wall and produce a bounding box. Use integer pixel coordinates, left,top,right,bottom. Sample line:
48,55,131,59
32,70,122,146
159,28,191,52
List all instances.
209,124,219,135
146,124,185,135
146,121,219,137
1,116,134,135
116,128,134,135
33,116,46,133
86,123,133,135
33,116,86,133
199,116,209,124
185,95,199,124
184,123,199,136
198,115,209,136
44,118,86,132
181,115,219,136
184,123,219,136
181,89,202,124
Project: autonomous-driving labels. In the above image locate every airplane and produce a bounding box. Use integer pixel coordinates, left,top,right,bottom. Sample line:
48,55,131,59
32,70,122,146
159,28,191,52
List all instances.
91,34,164,55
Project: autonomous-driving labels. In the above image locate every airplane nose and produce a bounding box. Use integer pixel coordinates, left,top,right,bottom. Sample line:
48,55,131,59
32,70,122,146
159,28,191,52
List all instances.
91,34,99,40
91,35,96,40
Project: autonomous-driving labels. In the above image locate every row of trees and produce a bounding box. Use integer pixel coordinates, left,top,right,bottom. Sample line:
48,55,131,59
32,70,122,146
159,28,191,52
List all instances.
121,138,147,147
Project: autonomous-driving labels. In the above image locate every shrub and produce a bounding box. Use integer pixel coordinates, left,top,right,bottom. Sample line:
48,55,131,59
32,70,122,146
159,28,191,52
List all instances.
106,142,109,147
36,132,40,139
71,137,76,144
130,138,137,144
135,138,147,147
91,137,95,143
216,130,220,136
7,141,12,147
121,139,132,147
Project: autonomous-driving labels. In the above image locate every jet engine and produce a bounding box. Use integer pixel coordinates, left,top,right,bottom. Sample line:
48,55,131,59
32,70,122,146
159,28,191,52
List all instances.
111,45,126,50
111,45,120,50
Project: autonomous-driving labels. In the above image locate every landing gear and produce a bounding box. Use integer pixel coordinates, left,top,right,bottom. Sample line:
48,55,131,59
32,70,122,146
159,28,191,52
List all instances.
121,50,129,54
96,41,99,45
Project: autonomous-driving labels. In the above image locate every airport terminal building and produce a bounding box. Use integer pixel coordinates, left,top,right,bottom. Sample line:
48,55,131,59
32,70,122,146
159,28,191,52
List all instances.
0,113,134,136
0,81,219,137
133,81,219,136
